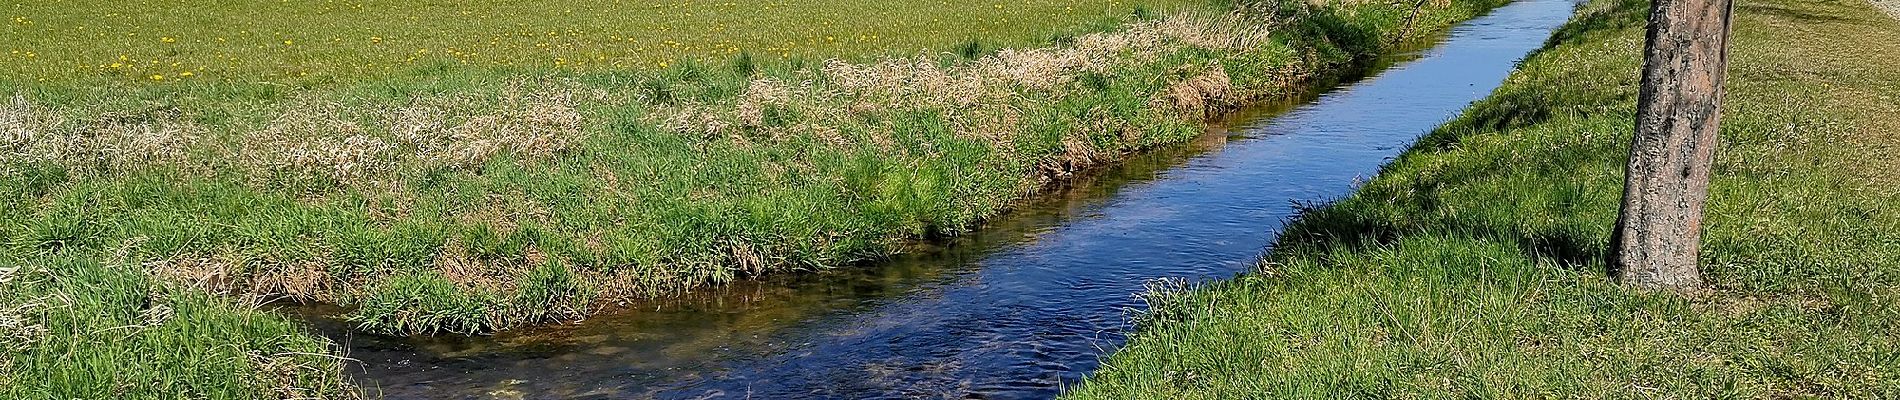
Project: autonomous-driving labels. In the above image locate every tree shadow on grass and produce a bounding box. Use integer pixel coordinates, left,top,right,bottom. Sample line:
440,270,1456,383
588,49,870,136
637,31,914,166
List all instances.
1274,194,1611,277
1738,1,1858,24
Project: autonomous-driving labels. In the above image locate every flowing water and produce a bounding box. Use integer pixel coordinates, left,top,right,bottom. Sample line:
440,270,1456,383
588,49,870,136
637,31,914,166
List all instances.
300,1,1576,397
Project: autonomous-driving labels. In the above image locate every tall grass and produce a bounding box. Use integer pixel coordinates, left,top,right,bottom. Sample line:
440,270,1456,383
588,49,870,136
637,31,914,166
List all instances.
1068,0,1900,396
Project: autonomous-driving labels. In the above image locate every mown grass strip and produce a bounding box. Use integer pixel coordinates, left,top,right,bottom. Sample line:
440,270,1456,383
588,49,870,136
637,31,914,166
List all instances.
1067,0,1900,397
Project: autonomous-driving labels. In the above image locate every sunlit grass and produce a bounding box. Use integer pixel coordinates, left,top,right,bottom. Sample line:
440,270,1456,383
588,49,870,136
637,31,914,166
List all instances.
2,0,1513,397
3,0,1504,337
1069,0,1900,396
5,0,1209,85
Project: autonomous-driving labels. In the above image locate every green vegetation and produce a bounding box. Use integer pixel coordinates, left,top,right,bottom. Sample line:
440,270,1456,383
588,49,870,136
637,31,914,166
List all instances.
3,0,1512,397
3,0,1505,335
1068,0,1900,397
0,252,359,399
5,0,1212,84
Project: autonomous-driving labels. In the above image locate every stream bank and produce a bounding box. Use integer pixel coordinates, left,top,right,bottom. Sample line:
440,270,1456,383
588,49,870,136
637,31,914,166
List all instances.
314,0,1578,397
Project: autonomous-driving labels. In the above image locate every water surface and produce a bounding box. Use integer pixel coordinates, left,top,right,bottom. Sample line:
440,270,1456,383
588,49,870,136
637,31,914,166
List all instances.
305,2,1577,397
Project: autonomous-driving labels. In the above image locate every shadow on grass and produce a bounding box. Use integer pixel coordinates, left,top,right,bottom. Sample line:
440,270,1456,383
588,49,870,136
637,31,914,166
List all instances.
1277,195,1611,276
1738,1,1857,23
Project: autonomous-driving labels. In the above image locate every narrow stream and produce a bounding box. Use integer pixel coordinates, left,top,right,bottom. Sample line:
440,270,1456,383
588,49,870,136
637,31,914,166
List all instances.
303,1,1575,398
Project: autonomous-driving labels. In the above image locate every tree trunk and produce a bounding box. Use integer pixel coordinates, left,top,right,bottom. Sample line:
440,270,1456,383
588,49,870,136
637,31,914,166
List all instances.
1610,0,1735,290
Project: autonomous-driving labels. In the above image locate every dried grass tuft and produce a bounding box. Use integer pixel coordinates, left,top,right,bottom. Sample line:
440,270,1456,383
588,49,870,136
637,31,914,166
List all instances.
248,102,390,184
400,90,586,169
152,254,339,304
227,83,590,186
251,346,363,400
433,240,528,293
1159,66,1238,120
247,260,336,303
3,95,201,173
0,302,45,351
654,10,1282,151
148,256,239,294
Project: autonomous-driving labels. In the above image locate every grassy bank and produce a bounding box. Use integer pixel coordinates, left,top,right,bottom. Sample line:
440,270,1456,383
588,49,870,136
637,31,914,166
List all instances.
3,0,1511,397
1068,0,1900,397
5,0,1504,336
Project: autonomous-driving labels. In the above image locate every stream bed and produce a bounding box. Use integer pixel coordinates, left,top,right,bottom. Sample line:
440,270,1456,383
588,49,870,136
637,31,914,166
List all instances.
300,1,1576,397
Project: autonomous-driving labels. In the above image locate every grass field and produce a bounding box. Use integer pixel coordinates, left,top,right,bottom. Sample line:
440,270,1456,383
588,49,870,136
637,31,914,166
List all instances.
5,0,1211,85
3,0,1513,398
1067,0,1900,397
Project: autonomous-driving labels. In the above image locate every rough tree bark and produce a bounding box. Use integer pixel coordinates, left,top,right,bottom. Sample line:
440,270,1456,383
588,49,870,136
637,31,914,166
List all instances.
1610,0,1735,290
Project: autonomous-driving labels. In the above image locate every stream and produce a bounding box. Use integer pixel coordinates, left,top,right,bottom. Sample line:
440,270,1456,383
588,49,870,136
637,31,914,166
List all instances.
300,1,1576,397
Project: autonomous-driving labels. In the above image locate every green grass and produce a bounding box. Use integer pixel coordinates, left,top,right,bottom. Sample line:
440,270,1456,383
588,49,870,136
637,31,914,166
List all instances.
1067,0,1900,397
0,252,359,399
4,0,1515,397
5,0,1213,85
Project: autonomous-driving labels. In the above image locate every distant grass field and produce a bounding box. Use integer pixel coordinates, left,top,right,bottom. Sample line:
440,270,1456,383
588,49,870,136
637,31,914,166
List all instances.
2,0,1510,397
5,0,1207,84
1068,0,1900,397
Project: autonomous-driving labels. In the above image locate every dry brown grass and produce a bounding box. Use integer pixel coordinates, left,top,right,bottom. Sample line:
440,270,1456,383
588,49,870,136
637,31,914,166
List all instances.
0,299,44,351
252,112,392,185
149,254,341,304
1873,0,1900,19
250,348,363,400
246,87,588,186
655,9,1284,170
1159,66,1238,120
2,95,202,175
390,89,586,170
5,80,588,189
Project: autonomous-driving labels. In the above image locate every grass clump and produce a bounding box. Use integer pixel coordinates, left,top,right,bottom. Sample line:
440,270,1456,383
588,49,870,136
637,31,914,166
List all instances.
0,251,360,399
1068,0,1900,397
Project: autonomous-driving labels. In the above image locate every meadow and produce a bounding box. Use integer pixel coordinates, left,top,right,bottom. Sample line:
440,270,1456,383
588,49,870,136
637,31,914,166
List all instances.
6,0,1208,84
1068,0,1900,396
2,0,1509,397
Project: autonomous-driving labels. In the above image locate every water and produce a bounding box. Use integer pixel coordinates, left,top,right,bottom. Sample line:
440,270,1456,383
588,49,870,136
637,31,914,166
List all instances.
302,1,1577,398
